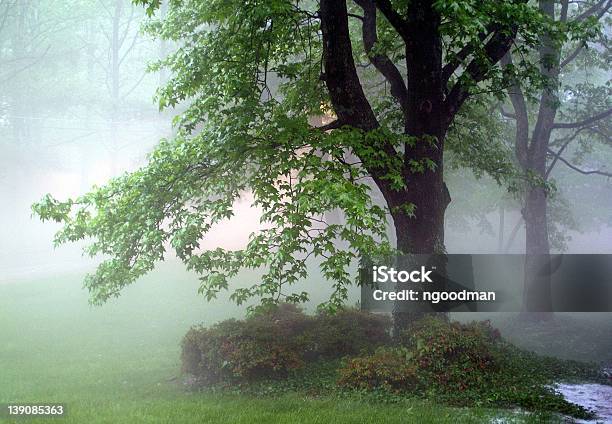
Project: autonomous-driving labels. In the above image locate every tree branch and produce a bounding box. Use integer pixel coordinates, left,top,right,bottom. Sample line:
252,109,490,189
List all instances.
441,28,492,84
588,126,612,144
544,127,587,178
500,105,517,120
562,0,611,67
319,0,378,130
354,0,408,114
319,0,402,203
501,52,530,169
552,107,612,129
374,0,409,41
0,45,51,83
560,42,586,68
313,119,343,132
547,148,612,177
444,18,520,120
560,0,570,22
572,0,610,22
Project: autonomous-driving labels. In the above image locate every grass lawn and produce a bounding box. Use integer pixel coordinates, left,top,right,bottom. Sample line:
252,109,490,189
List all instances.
0,263,567,423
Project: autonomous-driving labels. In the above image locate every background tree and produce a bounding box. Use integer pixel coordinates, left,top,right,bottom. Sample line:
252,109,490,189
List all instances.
0,0,166,274
501,0,611,318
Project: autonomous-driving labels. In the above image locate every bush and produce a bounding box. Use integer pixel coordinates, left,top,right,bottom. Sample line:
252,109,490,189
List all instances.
337,317,500,394
337,347,418,392
403,316,502,390
336,315,595,419
220,304,315,380
181,304,390,385
181,304,315,383
313,309,391,358
181,320,238,384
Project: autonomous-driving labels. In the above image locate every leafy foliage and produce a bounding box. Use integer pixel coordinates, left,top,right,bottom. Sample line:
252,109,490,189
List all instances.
398,316,502,390
182,304,314,382
181,305,390,384
337,347,419,392
185,313,603,419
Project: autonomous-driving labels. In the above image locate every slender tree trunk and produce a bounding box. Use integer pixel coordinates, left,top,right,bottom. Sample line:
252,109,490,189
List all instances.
109,0,123,175
498,206,505,253
522,177,553,317
520,0,560,321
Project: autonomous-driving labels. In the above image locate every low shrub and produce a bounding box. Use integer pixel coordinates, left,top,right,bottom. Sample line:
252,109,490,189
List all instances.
183,310,599,419
181,322,233,384
337,347,418,392
337,317,502,393
220,304,315,380
405,316,502,390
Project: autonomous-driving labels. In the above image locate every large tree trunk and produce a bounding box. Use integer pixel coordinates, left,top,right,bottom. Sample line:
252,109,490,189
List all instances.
320,0,516,330
391,166,450,334
320,0,520,329
390,0,450,333
400,0,447,252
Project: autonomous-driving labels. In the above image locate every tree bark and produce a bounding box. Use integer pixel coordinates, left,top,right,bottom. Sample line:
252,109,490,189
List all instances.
522,180,553,317
398,0,449,255
388,1,451,333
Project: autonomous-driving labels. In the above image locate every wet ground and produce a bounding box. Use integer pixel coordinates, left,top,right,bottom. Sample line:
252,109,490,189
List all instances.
556,383,612,423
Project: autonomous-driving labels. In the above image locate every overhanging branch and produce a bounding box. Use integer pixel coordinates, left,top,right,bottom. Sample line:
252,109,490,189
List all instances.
545,127,587,178
572,0,610,22
314,119,343,132
441,28,492,84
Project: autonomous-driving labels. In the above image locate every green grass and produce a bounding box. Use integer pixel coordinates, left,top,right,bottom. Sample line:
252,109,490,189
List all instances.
0,263,567,423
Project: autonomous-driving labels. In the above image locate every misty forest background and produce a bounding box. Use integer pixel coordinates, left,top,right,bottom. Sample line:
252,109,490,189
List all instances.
0,0,611,423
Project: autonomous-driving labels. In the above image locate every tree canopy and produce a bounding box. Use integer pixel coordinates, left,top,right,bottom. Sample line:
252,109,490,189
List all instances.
33,0,588,312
